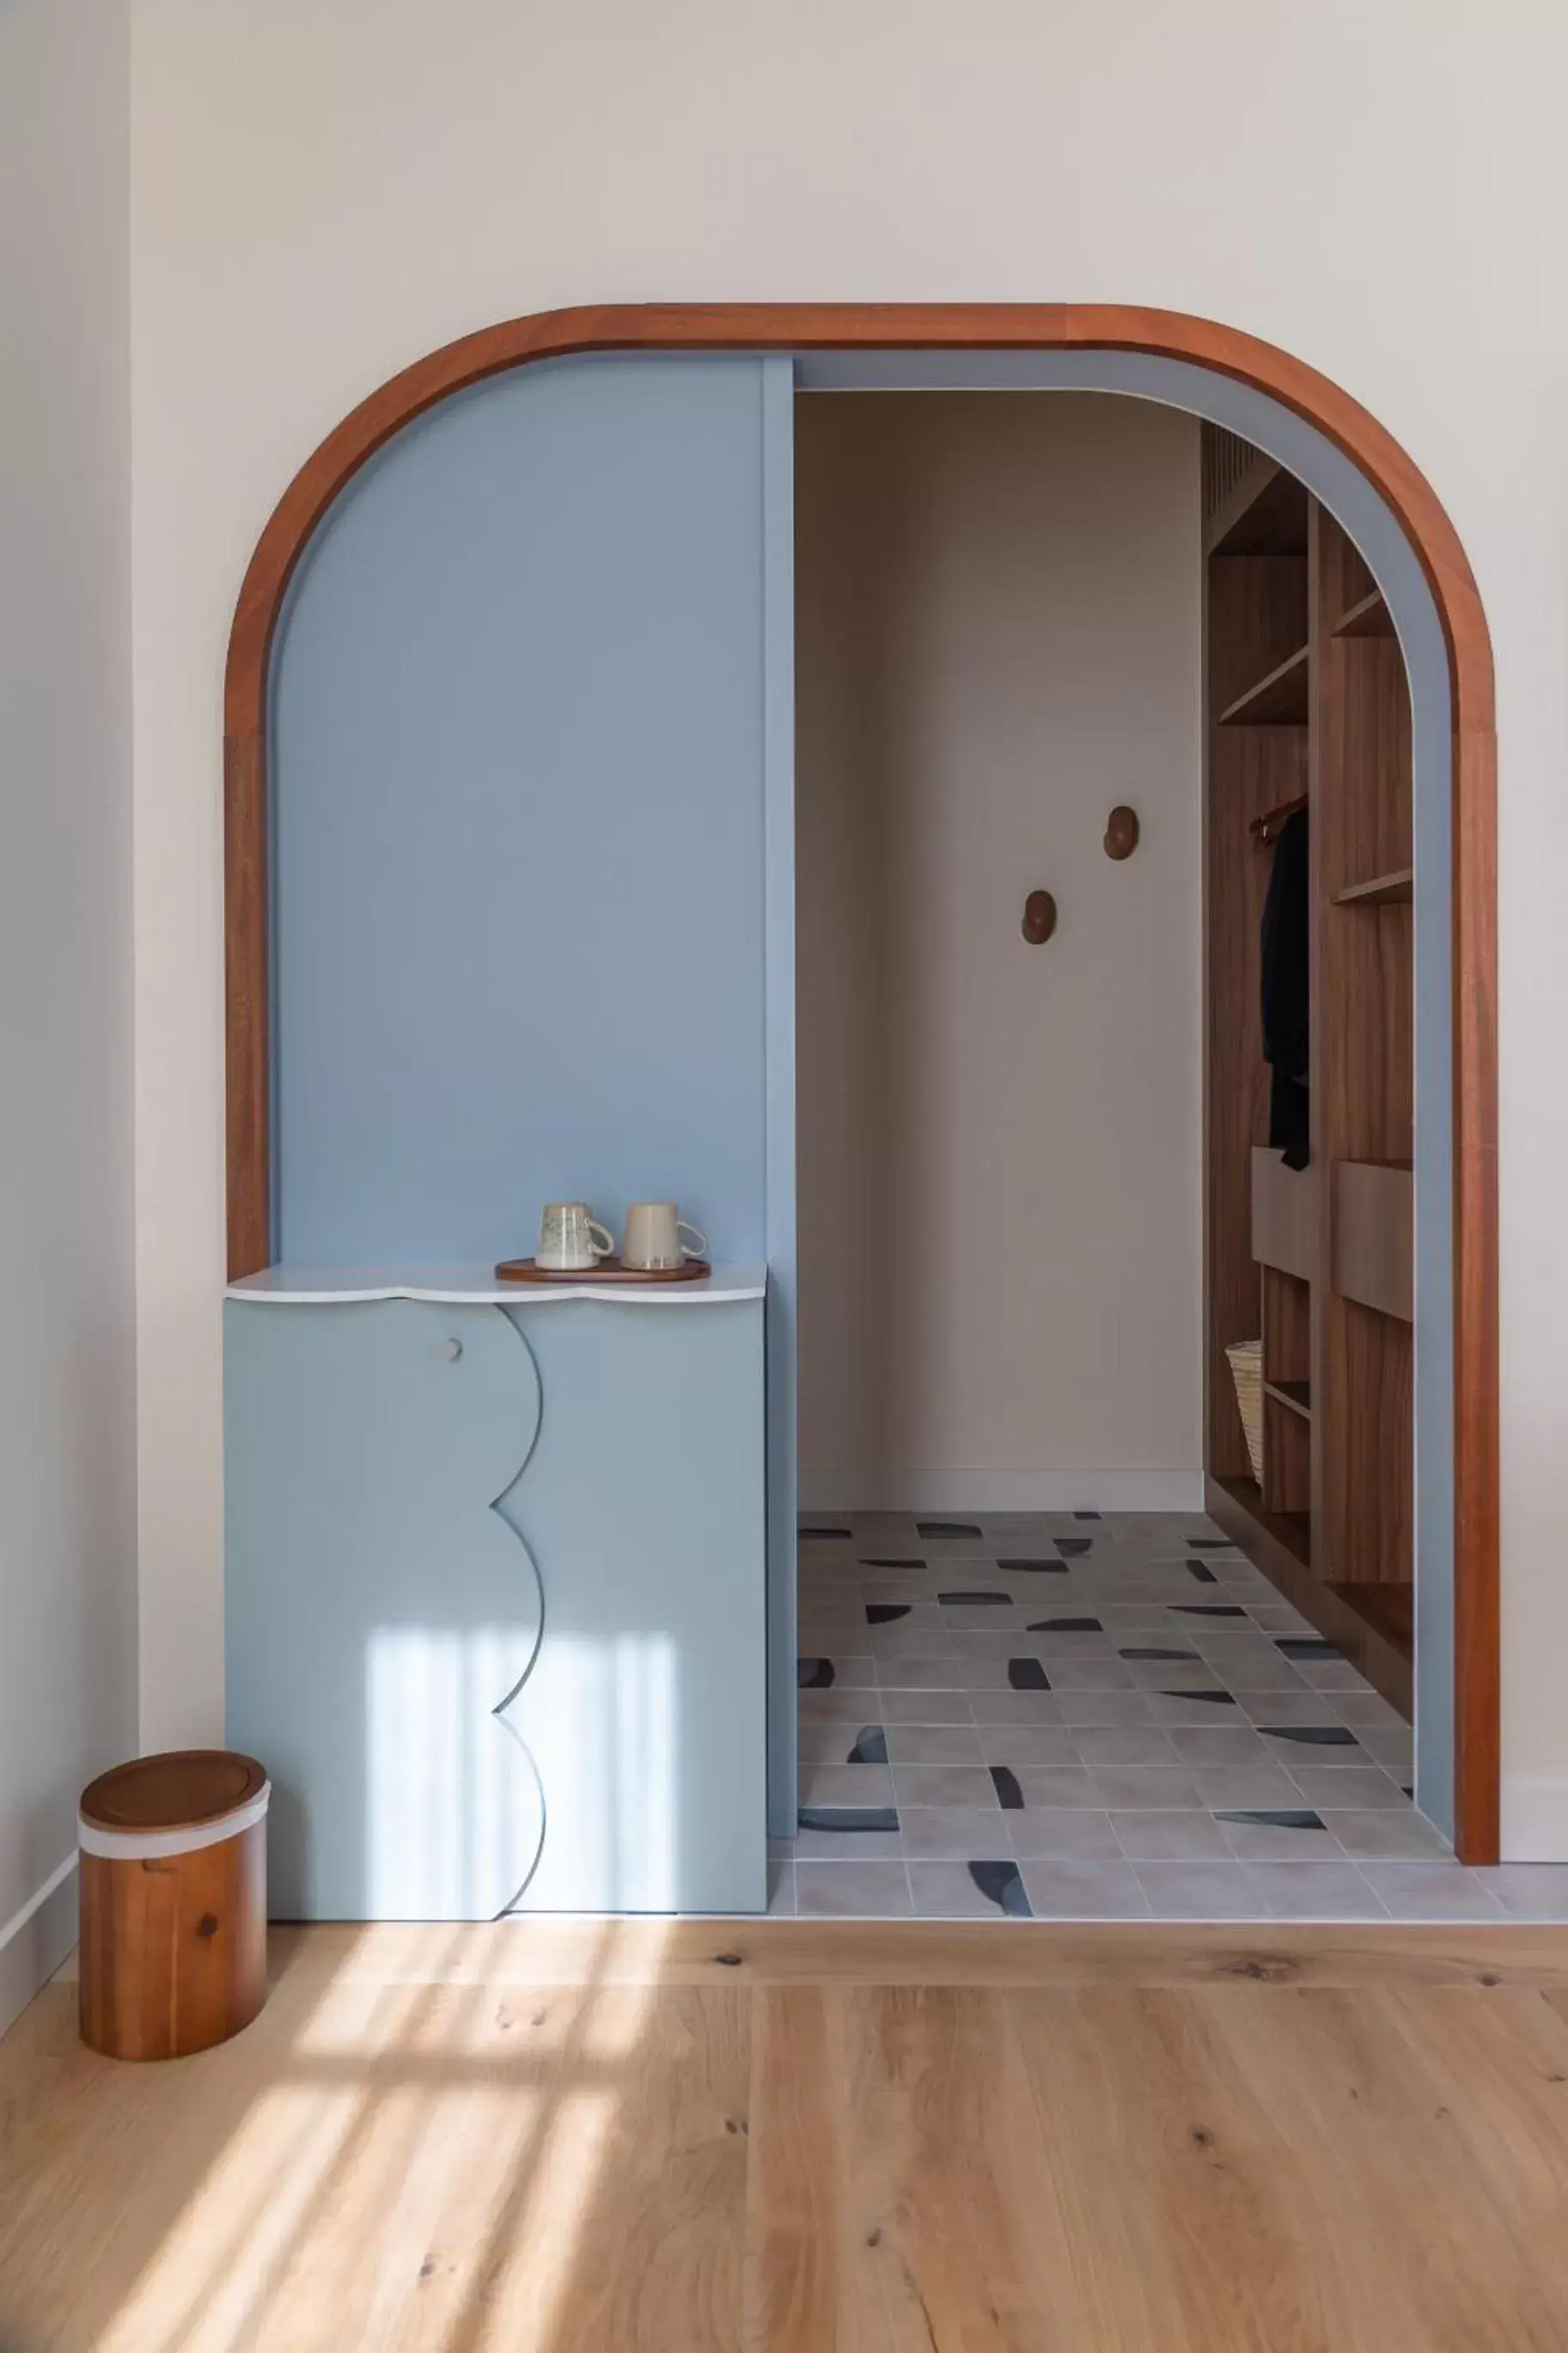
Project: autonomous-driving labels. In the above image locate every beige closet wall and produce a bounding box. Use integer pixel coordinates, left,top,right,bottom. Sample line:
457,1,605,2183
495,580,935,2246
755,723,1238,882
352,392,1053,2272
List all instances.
796,392,1202,1510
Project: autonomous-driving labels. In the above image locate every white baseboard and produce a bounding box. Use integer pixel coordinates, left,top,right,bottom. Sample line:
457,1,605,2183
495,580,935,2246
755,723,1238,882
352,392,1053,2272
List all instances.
798,1469,1206,1516
0,1853,77,2040
1501,1778,1568,1864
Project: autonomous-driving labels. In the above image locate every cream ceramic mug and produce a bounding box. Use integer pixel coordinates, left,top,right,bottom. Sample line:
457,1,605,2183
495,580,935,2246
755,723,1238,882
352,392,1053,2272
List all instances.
621,1201,708,1271
537,1201,615,1271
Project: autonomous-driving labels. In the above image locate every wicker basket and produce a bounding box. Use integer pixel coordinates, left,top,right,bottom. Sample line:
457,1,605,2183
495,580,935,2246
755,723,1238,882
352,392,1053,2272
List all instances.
1225,1339,1265,1485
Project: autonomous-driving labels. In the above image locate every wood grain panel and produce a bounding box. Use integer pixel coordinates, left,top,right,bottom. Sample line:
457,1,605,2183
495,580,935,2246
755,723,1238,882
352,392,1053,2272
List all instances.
1252,1148,1315,1280
221,303,1498,1859
11,1922,1568,2351
78,1820,267,2061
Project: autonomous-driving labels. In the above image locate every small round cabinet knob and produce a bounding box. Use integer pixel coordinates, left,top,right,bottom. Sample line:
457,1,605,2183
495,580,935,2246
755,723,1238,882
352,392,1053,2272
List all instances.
1022,889,1058,946
440,1337,463,1363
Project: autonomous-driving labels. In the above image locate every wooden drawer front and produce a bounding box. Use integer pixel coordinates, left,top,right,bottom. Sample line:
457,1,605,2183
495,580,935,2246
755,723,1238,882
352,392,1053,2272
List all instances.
1250,1146,1315,1281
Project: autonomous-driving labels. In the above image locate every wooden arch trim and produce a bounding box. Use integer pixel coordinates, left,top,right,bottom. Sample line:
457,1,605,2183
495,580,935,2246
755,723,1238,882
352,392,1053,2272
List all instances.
223,302,1498,1860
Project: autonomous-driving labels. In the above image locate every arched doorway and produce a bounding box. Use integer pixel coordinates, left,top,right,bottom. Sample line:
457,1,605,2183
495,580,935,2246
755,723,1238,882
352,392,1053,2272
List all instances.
222,305,1498,1861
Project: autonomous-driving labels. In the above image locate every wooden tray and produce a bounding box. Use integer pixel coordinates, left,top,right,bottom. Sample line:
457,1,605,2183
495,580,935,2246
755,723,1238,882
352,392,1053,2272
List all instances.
494,1255,712,1285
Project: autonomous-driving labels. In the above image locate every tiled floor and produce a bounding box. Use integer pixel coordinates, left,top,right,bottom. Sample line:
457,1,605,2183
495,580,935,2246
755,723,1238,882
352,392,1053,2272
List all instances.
775,1509,1568,1923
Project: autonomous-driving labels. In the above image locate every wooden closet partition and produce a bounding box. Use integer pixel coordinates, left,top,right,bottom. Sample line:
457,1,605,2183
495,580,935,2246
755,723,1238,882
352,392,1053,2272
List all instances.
1203,425,1414,1718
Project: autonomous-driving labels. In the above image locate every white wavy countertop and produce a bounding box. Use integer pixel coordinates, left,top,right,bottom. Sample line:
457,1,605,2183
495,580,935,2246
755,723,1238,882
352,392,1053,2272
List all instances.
225,1262,767,1306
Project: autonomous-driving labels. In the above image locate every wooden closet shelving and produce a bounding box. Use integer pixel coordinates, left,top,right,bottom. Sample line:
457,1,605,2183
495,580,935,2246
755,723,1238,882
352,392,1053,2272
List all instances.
1202,425,1414,1720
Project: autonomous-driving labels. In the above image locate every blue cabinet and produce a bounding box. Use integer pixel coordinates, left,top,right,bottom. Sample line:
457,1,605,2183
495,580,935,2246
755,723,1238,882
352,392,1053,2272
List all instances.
224,1288,766,1919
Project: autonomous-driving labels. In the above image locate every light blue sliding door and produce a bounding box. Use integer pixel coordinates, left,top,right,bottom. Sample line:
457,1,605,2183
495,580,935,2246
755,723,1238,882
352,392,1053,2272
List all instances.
266,350,798,1843
271,352,787,1267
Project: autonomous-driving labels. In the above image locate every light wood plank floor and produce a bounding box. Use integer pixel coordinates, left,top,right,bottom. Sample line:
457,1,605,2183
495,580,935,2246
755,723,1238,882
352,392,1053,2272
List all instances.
5,1921,1568,2350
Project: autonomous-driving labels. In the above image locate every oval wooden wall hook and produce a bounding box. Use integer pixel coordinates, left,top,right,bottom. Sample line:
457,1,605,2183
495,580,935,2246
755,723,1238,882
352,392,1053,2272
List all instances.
1022,889,1058,945
1104,805,1140,860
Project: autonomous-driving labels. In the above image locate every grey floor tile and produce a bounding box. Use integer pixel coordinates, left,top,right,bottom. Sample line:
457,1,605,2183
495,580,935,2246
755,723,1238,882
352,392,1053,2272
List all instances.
967,1690,1071,1727
1329,1690,1408,1731
796,1725,868,1765
1358,1728,1417,1780
1295,1659,1374,1690
797,1689,883,1726
876,1687,976,1725
869,1626,957,1657
1257,1728,1366,1767
1088,1765,1205,1810
884,1723,985,1766
1144,1694,1247,1728
798,1763,895,1807
1288,1765,1406,1812
1007,1809,1124,1861
1053,1691,1159,1728
900,1806,1015,1860
1109,1809,1231,1860
1245,1863,1388,1919
1072,1726,1179,1768
876,1652,967,1690
1192,1765,1304,1812
791,1823,906,1860
1163,1727,1271,1768
767,1860,796,1916
1123,1658,1225,1690
1044,1659,1137,1690
1235,1690,1343,1727
1132,1858,1269,1919
1358,1863,1507,1921
1215,1812,1343,1861
1018,1859,1150,1918
940,1606,1027,1632
806,1653,878,1689
892,1764,999,1809
796,1861,914,1918
908,1861,1030,1918
978,1726,1083,1769
1011,1766,1101,1809
1320,1808,1452,1861
1470,1865,1568,1920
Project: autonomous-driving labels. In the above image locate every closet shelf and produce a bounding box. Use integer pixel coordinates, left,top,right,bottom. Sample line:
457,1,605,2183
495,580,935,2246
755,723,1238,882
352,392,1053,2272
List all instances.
1330,587,1394,639
1264,1378,1312,1420
1217,644,1309,727
1331,868,1412,907
1327,1580,1414,1661
1205,458,1311,559
1333,1161,1413,1324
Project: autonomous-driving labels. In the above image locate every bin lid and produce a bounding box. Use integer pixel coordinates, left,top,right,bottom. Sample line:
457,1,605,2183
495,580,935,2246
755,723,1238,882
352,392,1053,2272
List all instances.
80,1750,268,1836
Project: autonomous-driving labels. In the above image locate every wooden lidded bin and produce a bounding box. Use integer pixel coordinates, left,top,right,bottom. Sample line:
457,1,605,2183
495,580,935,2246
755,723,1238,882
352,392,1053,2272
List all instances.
78,1751,270,2061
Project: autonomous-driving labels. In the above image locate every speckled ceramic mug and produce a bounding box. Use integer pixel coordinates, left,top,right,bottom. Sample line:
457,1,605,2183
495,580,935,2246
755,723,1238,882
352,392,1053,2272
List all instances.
537,1201,615,1271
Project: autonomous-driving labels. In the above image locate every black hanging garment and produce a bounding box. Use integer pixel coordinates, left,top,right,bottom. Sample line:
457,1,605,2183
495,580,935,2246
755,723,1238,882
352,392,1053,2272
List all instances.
1260,806,1309,1169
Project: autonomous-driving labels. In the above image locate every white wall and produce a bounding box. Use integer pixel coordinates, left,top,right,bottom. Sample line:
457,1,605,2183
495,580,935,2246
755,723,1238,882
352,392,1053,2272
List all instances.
0,0,136,2032
128,0,1568,1855
795,393,1201,1510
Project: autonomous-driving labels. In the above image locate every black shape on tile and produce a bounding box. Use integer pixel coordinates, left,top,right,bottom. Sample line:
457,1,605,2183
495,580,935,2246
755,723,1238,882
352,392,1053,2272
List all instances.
938,1590,1010,1606
989,1765,1025,1811
847,1724,888,1765
1008,1658,1052,1690
1120,1646,1198,1660
1260,1723,1358,1747
1186,1559,1218,1585
799,1526,852,1540
860,1556,927,1569
1185,1537,1233,1549
1169,1604,1248,1618
865,1603,912,1625
797,1658,836,1689
997,1557,1067,1574
797,1806,900,1833
1073,1511,1102,1520
1025,1616,1103,1633
1214,1809,1326,1831
1159,1688,1236,1706
969,1860,1032,1917
918,1519,983,1538
1055,1537,1094,1556
1274,1637,1345,1661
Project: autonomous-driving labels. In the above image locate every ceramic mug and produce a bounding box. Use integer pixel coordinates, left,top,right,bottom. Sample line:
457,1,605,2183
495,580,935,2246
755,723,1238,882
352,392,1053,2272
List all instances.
537,1201,616,1271
620,1201,708,1271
